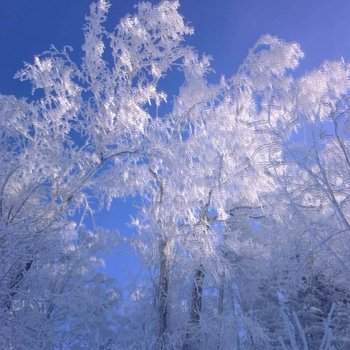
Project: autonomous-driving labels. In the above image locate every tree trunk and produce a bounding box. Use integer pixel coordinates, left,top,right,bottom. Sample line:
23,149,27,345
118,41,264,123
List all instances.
4,259,33,310
158,239,172,350
184,264,205,350
217,275,225,350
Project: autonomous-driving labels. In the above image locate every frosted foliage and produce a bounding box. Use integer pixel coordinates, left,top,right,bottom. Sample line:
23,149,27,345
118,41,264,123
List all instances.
297,61,350,121
173,51,218,118
111,1,193,76
80,1,191,155
239,35,303,90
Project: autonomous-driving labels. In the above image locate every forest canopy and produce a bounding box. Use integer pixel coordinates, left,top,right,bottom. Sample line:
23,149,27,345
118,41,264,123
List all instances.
1,1,350,349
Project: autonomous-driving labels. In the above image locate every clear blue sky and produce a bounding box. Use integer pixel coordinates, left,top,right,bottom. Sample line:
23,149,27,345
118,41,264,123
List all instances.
2,0,350,95
1,0,350,280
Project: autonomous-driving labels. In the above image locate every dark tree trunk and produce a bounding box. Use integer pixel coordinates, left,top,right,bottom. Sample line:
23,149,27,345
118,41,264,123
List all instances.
189,265,205,324
184,264,205,350
158,239,172,350
3,259,33,311
217,275,225,350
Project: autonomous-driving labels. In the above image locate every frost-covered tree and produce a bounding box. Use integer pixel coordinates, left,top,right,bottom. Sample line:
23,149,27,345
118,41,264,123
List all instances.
130,33,350,350
1,0,193,348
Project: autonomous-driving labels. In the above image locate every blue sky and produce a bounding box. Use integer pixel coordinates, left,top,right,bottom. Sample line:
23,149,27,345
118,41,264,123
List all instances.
2,0,350,95
1,0,350,282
